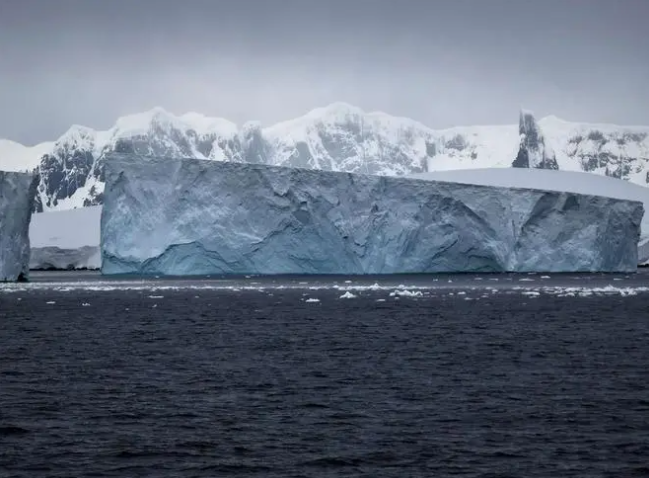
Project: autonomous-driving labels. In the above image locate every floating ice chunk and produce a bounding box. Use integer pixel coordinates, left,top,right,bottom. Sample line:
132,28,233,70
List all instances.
389,289,424,297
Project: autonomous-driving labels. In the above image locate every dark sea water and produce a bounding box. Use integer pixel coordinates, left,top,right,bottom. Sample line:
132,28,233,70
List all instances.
1,272,649,477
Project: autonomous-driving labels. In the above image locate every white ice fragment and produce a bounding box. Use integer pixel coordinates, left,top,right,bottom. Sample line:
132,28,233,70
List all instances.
389,289,424,297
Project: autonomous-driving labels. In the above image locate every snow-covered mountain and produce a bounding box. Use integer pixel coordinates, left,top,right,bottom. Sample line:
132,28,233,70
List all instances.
1,102,648,211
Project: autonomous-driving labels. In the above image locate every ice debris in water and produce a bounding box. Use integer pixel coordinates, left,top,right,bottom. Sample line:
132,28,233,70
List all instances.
389,289,424,297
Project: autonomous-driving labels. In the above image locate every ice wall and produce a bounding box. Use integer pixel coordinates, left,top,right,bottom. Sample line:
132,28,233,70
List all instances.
0,171,39,281
101,154,644,275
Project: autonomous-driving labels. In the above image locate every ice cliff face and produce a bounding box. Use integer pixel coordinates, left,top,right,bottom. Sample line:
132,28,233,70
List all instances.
1,104,648,212
0,171,39,281
101,155,643,275
513,110,558,170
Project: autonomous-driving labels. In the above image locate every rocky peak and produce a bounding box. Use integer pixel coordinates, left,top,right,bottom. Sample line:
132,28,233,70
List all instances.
513,109,558,170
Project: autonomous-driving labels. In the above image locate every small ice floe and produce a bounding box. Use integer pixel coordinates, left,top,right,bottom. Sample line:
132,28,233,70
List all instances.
456,291,466,296
81,302,91,307
489,278,499,281
344,280,352,284
613,278,623,281
376,298,386,302
46,301,56,305
148,295,164,299
389,289,423,298
540,276,551,280
152,304,158,308
522,291,541,298
474,277,483,281
548,285,649,298
305,298,320,303
519,278,535,282
339,291,357,299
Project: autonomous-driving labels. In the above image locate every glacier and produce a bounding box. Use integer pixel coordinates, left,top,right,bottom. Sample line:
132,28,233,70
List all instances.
0,170,39,281
101,154,644,276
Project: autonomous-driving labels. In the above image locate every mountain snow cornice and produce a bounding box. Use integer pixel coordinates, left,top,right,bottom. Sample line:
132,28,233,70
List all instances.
0,102,647,211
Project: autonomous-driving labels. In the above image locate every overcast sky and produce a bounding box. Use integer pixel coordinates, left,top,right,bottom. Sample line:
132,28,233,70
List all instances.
1,0,648,145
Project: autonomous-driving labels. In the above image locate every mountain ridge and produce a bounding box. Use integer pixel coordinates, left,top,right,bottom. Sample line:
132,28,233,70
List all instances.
1,103,648,211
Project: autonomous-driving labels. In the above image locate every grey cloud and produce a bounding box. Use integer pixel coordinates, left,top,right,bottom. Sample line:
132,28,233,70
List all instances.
0,0,648,145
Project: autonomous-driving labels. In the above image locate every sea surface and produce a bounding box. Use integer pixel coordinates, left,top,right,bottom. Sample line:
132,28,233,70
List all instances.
1,271,649,477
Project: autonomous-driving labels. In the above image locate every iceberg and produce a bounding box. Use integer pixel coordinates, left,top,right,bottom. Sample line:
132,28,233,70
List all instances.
0,170,39,281
101,154,644,276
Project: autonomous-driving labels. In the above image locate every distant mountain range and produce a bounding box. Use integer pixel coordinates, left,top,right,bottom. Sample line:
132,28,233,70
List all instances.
1,102,648,211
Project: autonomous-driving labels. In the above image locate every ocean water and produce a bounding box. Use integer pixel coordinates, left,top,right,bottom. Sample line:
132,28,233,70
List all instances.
1,272,649,477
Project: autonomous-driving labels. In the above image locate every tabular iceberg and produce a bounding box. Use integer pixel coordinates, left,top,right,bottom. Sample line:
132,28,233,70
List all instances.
101,154,643,275
0,171,39,281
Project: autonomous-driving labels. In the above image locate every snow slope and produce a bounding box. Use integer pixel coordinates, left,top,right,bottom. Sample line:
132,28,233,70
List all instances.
0,139,54,172
0,104,648,211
